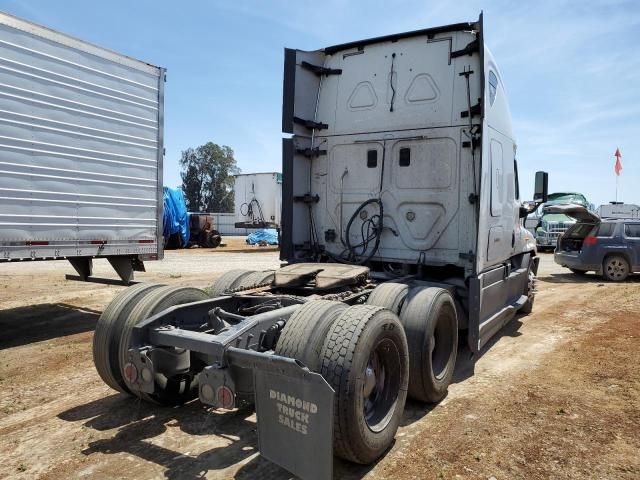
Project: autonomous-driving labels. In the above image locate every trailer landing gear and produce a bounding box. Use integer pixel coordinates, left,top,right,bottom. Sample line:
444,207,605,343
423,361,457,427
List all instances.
66,255,146,285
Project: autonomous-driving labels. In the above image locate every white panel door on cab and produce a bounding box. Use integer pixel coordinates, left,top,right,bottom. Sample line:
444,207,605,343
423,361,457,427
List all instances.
487,137,514,263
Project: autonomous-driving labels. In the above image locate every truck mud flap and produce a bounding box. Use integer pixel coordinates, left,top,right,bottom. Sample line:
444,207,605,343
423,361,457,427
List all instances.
253,366,334,480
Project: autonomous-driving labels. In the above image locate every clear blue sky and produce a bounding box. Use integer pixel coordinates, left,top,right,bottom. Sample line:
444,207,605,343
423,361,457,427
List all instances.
2,0,638,207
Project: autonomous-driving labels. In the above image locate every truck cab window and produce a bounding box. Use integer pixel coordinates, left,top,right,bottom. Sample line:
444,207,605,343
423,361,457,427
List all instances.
488,70,498,106
514,159,520,200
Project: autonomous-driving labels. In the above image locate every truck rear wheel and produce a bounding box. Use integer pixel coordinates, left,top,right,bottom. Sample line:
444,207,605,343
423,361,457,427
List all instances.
365,282,410,315
233,270,275,291
319,305,409,464
209,269,254,296
119,285,210,405
275,300,347,371
93,282,165,394
400,287,458,403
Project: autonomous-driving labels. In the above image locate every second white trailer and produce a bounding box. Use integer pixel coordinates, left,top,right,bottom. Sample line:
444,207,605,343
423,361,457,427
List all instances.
234,172,281,228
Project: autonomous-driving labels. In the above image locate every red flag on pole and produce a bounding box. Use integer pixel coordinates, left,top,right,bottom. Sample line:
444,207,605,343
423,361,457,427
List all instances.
614,148,623,176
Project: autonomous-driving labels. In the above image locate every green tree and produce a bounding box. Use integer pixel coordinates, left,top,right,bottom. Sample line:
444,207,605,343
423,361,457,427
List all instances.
179,142,240,212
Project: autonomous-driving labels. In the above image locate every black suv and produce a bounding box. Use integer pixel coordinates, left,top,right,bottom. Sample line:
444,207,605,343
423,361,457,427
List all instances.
550,204,640,281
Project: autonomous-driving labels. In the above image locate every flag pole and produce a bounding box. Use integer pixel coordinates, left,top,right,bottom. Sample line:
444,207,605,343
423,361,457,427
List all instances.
614,147,623,203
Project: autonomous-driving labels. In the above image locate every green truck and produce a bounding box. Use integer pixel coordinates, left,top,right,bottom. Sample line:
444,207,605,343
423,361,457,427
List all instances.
528,192,591,250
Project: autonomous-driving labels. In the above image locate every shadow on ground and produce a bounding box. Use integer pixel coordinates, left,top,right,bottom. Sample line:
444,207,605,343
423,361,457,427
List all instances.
0,303,101,349
58,392,288,480
57,312,528,480
541,272,640,284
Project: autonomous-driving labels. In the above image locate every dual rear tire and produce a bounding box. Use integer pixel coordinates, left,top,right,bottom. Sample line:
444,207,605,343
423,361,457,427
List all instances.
93,284,209,405
276,301,409,464
367,283,458,403
276,284,458,464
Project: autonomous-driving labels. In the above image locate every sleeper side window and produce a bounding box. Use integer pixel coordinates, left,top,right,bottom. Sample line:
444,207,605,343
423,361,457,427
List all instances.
488,70,498,106
513,159,520,200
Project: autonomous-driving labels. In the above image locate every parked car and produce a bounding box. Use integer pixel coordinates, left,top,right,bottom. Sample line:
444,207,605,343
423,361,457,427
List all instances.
551,204,640,281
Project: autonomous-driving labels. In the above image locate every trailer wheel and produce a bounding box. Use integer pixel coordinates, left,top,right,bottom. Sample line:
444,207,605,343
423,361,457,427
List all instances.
320,305,408,464
400,287,458,403
275,300,347,371
206,230,222,248
209,269,254,297
119,285,210,405
93,282,165,394
603,255,630,282
365,282,410,315
233,270,275,292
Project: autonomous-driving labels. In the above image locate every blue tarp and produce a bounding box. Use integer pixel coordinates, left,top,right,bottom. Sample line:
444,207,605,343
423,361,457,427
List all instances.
163,187,190,246
246,229,278,245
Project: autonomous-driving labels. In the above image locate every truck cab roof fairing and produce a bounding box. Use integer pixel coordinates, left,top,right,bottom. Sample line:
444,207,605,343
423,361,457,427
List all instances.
323,19,481,55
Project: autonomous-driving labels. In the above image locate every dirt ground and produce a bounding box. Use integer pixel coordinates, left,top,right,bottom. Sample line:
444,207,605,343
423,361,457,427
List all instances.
0,249,638,479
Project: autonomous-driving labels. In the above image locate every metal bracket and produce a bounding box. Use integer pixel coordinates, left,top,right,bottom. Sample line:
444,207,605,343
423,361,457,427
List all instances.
461,100,481,118
199,365,236,409
296,147,327,158
294,193,320,204
459,251,475,262
451,38,480,58
301,61,342,76
126,347,156,394
462,137,480,150
293,116,328,130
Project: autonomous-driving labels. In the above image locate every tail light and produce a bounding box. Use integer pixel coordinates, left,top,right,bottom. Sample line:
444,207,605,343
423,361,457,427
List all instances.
584,236,598,246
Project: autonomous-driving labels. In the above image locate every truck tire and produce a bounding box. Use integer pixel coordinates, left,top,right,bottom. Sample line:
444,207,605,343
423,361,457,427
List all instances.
93,282,165,394
209,269,254,297
233,270,275,292
365,282,410,315
119,285,210,405
319,305,409,464
206,230,222,248
603,255,630,282
275,300,347,371
520,268,536,314
400,287,458,403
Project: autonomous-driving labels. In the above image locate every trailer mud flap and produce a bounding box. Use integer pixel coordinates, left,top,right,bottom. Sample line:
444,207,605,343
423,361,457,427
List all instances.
254,369,334,480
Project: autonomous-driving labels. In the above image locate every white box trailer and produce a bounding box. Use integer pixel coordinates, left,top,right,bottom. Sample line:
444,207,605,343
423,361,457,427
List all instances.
0,12,164,283
597,202,640,219
234,172,282,228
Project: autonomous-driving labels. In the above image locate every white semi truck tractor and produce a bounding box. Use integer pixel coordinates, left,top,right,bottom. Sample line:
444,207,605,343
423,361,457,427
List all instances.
92,15,547,480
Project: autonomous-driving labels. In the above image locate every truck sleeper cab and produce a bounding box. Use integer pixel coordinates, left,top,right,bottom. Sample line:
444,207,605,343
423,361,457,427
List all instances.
92,15,546,480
